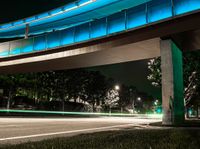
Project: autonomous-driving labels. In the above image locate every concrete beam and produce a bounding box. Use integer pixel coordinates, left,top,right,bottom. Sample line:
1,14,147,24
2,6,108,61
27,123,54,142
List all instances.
0,38,160,74
170,29,200,52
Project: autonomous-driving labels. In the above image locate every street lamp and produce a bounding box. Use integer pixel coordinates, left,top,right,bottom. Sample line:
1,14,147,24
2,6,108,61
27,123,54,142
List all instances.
154,100,159,106
115,85,120,91
137,97,141,101
114,85,121,113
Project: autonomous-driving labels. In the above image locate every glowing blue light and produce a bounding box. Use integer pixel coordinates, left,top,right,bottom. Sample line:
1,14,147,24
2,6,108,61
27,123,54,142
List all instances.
0,0,93,32
47,32,61,49
63,3,77,11
174,0,200,15
108,12,126,34
0,0,200,57
50,8,63,15
79,0,90,6
155,107,162,114
127,4,147,29
148,0,172,23
1,23,12,29
26,17,36,23
38,13,49,19
13,20,24,26
9,41,22,55
21,46,33,53
60,28,75,46
21,39,34,53
188,108,193,115
10,48,21,55
34,35,46,51
75,23,90,42
0,51,9,57
90,18,107,38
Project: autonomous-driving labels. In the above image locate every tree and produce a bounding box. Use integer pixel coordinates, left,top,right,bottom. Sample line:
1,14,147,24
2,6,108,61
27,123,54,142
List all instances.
119,85,137,112
147,58,161,87
105,89,119,114
0,73,33,109
84,71,107,112
147,51,200,106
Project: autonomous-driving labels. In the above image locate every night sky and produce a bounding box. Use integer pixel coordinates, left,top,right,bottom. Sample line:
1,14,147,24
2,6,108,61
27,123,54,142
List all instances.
0,0,74,24
0,0,161,98
89,60,161,98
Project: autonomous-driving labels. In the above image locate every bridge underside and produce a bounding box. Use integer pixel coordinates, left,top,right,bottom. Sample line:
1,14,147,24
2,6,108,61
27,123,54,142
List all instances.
171,29,200,52
0,12,200,73
0,38,160,73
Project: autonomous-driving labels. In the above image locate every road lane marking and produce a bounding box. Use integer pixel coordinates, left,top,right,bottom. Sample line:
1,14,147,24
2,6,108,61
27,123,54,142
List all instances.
0,124,135,141
0,125,20,128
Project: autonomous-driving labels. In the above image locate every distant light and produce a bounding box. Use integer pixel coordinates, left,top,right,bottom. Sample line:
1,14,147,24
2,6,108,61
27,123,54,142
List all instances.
154,100,159,105
155,107,162,114
137,97,141,101
188,109,193,115
115,85,120,91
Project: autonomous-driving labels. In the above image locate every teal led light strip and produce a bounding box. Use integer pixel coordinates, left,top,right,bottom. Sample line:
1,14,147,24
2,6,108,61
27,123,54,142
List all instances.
0,109,162,118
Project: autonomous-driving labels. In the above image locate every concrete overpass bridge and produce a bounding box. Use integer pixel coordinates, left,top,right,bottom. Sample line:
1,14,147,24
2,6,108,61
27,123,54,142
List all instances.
0,0,200,125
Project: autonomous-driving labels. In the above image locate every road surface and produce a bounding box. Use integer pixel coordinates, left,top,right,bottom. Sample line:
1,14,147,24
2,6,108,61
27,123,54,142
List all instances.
0,117,161,145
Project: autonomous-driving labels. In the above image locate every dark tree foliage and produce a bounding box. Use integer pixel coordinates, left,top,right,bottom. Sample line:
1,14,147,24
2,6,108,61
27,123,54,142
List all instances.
147,51,200,105
0,69,154,112
119,85,137,109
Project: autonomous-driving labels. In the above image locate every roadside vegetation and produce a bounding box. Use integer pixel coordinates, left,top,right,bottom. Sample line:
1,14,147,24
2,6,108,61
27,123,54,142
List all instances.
0,69,157,114
1,129,200,149
148,50,200,116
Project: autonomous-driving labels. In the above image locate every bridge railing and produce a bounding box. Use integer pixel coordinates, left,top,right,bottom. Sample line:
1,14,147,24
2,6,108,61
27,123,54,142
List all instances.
0,0,92,30
0,0,200,58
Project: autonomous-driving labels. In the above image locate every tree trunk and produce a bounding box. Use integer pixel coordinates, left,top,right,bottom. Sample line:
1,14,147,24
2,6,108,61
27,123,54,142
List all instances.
7,90,12,110
62,95,65,114
132,100,135,114
186,107,189,119
121,107,123,113
62,100,65,112
92,102,95,112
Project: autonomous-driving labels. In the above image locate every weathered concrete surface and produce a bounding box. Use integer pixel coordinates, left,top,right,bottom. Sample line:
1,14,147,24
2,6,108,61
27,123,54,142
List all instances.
161,40,184,125
0,38,160,74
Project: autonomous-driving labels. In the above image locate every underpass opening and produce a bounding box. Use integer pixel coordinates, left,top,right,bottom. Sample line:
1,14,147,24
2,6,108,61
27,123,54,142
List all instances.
0,57,162,121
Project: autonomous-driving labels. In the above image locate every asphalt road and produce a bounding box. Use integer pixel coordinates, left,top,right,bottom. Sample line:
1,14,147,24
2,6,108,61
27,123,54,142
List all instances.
0,117,161,145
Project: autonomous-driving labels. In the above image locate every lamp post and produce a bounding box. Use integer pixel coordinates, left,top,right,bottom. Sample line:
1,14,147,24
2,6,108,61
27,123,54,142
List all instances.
132,97,141,114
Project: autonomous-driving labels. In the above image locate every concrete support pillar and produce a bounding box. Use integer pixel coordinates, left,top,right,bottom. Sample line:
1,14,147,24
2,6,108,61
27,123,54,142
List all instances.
25,24,29,39
160,40,185,125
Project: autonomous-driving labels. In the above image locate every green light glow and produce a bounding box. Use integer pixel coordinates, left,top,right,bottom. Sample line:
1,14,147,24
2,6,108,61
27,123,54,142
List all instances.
171,41,185,124
0,109,162,118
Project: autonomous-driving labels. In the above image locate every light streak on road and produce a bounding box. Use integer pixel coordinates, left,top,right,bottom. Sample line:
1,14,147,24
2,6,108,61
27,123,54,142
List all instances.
0,109,162,119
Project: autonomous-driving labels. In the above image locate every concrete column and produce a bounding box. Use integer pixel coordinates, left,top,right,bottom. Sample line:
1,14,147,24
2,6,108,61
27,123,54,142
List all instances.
25,24,29,39
160,40,185,125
